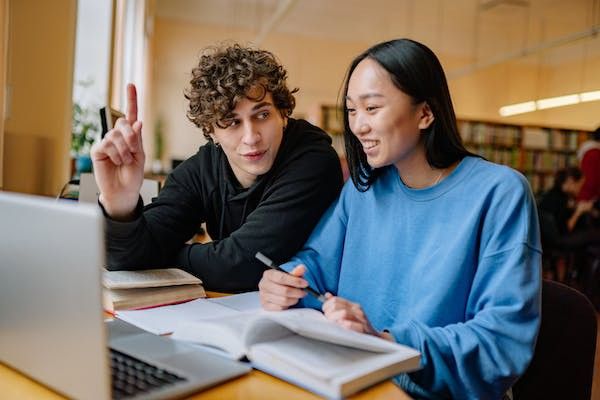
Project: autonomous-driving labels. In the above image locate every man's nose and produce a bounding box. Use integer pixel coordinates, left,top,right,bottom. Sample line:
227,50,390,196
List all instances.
242,122,261,145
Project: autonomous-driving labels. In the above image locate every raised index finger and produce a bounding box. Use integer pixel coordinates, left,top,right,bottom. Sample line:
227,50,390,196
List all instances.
126,83,138,124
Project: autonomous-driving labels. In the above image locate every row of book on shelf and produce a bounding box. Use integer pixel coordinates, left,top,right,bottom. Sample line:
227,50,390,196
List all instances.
458,121,585,151
466,146,578,172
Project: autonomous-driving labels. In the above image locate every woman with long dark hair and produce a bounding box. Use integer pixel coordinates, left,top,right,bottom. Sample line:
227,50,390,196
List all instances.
258,39,541,399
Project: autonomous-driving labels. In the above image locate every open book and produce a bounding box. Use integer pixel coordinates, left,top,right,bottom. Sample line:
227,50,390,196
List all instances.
171,308,420,399
102,268,206,312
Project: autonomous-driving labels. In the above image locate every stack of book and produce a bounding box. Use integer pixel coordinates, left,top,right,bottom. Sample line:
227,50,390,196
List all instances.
102,268,206,312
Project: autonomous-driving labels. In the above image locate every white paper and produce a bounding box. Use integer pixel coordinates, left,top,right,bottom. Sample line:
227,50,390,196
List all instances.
208,291,261,311
115,292,261,335
116,298,238,335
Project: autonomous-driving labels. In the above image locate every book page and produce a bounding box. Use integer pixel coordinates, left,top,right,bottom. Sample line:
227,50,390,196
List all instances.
103,268,201,289
250,336,420,399
263,309,403,353
172,312,294,360
251,335,385,381
172,313,256,359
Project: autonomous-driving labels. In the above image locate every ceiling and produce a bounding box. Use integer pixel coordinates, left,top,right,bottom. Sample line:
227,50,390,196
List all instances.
156,0,600,75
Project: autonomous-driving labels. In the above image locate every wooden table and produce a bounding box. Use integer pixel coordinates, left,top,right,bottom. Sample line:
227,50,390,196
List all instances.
0,363,410,399
0,291,411,399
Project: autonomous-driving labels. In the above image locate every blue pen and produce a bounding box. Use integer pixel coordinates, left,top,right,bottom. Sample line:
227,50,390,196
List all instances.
255,252,326,302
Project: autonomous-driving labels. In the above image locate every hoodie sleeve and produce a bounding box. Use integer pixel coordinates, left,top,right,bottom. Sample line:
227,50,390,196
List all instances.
103,154,207,270
176,145,343,291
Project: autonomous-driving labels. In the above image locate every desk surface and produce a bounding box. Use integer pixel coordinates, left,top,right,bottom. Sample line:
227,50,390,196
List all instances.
0,291,411,399
0,362,410,399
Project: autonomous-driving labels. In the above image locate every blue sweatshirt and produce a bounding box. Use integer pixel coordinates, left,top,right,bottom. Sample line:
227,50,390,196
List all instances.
282,156,541,399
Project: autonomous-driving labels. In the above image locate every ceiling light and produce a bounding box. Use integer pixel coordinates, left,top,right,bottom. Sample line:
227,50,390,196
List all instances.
536,94,580,110
499,90,600,116
580,90,600,102
499,101,536,116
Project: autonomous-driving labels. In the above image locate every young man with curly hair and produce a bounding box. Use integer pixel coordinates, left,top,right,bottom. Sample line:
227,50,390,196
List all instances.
92,44,343,292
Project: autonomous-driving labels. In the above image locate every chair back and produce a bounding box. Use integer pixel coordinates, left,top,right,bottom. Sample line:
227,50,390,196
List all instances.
513,280,597,399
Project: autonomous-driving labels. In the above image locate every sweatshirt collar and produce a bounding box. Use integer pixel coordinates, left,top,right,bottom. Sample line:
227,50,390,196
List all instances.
393,156,477,201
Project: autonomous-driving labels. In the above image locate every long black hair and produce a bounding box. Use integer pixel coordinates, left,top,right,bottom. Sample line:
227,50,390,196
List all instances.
339,38,475,191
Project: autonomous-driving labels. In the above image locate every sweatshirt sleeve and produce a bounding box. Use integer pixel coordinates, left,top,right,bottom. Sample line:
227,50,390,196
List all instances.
392,175,542,399
177,148,343,292
280,182,351,310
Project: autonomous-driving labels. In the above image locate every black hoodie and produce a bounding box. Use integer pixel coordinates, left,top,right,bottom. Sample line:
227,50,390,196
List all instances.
105,118,343,292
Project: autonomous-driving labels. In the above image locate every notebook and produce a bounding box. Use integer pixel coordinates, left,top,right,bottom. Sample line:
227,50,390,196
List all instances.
0,191,250,400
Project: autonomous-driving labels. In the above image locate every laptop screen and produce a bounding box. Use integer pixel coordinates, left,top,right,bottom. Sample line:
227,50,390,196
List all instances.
0,192,111,400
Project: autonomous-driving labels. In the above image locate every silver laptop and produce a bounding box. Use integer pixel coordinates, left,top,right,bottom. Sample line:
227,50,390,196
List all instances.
0,191,250,400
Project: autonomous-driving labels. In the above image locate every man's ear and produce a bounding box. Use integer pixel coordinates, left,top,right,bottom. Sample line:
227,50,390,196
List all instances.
418,102,435,130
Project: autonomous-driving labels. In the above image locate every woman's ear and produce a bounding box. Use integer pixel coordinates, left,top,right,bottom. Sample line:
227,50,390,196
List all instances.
418,102,435,130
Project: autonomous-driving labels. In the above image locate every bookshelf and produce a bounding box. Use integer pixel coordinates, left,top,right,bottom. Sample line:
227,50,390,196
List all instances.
458,121,591,194
319,105,592,194
320,105,345,156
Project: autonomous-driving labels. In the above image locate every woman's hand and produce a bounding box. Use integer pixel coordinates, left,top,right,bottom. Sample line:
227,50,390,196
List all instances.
322,294,393,341
258,265,308,311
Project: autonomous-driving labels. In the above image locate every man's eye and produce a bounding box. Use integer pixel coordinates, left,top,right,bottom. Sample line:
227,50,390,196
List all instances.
257,111,270,120
220,119,238,128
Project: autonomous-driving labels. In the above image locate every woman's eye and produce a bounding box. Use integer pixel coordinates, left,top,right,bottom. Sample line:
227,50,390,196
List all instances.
366,106,379,112
346,107,356,114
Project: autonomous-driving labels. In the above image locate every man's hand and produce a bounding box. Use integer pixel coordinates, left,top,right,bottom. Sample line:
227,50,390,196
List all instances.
258,264,309,311
90,84,145,220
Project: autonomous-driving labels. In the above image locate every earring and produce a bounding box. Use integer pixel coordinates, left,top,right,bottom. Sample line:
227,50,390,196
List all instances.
214,141,221,148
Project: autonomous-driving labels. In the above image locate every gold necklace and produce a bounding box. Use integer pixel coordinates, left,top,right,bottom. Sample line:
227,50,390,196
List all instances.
431,169,445,186
403,168,445,189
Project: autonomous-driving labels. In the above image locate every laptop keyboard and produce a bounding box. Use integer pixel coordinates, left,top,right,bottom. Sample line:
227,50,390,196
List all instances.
110,349,187,399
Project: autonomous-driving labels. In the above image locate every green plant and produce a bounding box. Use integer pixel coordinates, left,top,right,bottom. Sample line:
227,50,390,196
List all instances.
71,101,100,157
154,118,164,161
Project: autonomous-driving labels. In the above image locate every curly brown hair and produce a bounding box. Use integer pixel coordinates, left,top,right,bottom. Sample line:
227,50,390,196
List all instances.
185,43,298,141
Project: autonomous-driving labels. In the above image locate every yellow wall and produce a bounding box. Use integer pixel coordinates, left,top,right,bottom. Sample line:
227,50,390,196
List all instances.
151,17,600,162
450,43,600,130
151,18,370,161
3,0,76,196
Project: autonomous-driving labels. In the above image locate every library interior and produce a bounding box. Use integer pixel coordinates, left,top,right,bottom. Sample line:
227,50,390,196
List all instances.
1,0,600,399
